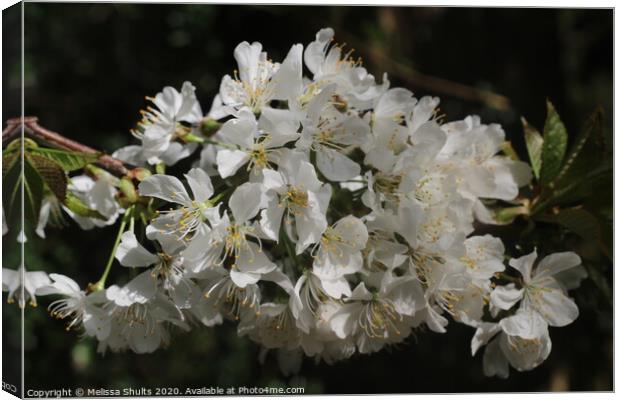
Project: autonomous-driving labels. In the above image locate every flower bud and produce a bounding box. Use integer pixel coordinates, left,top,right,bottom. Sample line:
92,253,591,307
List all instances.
200,117,221,137
127,167,152,182
119,177,139,203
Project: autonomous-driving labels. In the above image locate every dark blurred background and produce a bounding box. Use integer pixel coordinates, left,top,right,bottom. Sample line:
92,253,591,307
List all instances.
2,3,613,394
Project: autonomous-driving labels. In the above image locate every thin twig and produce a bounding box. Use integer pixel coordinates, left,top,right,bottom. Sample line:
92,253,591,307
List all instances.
2,116,129,176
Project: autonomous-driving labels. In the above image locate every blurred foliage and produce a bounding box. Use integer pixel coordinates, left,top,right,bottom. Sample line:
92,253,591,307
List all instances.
2,3,612,394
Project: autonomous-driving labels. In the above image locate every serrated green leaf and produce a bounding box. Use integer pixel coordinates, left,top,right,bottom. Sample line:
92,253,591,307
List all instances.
535,207,611,259
521,117,543,180
1,152,48,227
28,147,100,172
26,153,68,202
3,139,21,155
548,208,601,241
63,192,107,220
554,108,605,186
2,153,21,229
539,100,568,185
23,157,45,226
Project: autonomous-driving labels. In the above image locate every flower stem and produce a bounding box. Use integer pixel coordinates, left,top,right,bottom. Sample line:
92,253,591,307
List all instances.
209,187,233,205
90,206,133,292
186,132,251,150
280,226,301,274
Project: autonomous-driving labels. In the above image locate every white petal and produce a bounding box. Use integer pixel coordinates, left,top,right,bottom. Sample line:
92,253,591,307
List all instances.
236,242,277,275
116,231,159,267
499,330,551,372
271,44,303,100
316,147,361,182
471,322,501,356
304,28,334,75
218,111,256,148
319,277,351,299
329,303,359,339
292,161,322,192
535,251,582,280
294,200,327,254
138,174,191,206
259,200,285,241
184,168,213,203
262,169,285,191
385,276,424,316
533,282,579,327
508,250,538,284
499,308,548,340
216,149,250,178
234,41,263,85
483,337,510,378
106,270,157,306
230,269,260,288
490,284,524,311
47,273,80,294
229,182,265,223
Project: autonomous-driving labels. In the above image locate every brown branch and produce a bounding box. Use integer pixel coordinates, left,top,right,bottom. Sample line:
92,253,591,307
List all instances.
3,116,129,176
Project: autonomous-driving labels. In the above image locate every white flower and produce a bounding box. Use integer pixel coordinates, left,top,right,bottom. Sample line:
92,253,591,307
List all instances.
99,294,188,354
438,116,532,210
125,81,203,166
215,107,300,178
64,173,120,230
115,231,197,309
139,168,218,243
248,302,302,350
490,250,582,327
310,215,368,296
105,270,158,307
362,88,417,172
259,157,331,254
203,268,262,320
297,84,368,181
38,274,110,340
2,266,51,307
472,313,552,378
184,182,275,288
329,275,424,353
461,235,506,287
213,41,303,117
304,28,387,109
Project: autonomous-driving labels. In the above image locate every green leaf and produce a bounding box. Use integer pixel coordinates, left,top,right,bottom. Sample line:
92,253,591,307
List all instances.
554,108,605,186
26,153,68,202
2,152,50,227
3,139,22,155
521,117,543,180
22,157,45,226
28,147,100,172
63,192,107,220
547,208,601,241
539,100,568,185
2,153,22,228
534,207,610,259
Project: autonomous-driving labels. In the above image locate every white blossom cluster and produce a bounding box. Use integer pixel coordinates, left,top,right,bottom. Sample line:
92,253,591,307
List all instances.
3,28,587,378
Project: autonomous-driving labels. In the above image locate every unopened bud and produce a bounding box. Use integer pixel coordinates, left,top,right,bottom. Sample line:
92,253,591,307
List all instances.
119,177,139,203
200,118,221,137
128,167,152,181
